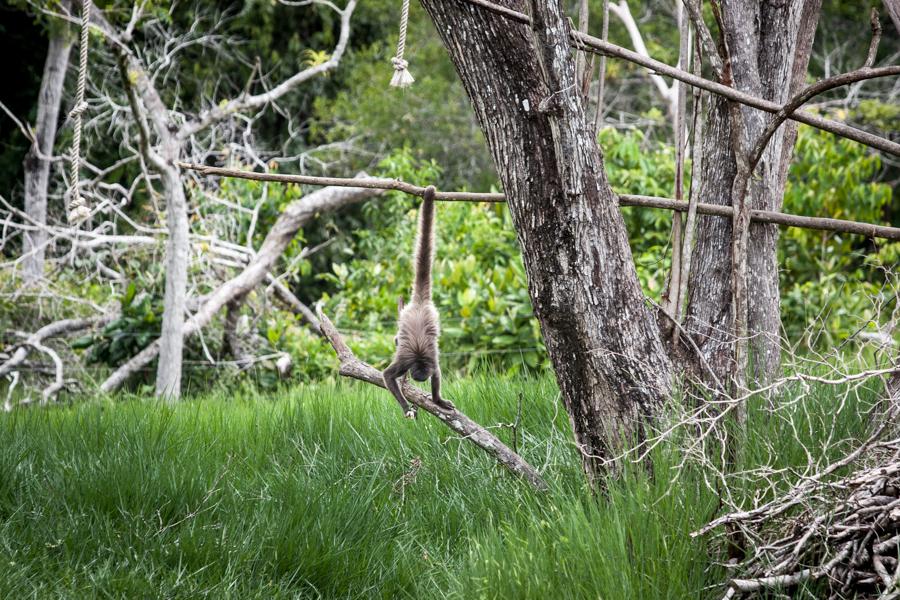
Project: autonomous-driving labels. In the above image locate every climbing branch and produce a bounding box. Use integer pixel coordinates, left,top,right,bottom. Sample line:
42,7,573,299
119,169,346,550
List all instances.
315,305,548,491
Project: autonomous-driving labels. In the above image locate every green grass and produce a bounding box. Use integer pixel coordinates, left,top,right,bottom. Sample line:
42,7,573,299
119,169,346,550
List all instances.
0,376,878,599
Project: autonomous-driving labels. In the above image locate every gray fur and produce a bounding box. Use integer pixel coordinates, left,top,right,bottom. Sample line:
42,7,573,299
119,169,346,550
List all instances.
383,186,453,416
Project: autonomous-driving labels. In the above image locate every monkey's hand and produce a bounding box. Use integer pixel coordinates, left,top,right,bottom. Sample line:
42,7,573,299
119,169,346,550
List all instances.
433,395,455,410
404,408,417,420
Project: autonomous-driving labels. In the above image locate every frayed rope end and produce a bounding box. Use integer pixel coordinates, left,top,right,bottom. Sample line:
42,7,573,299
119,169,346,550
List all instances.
390,57,414,88
67,199,91,225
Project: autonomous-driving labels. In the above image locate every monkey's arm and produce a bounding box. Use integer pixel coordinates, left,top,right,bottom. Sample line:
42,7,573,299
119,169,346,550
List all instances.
383,362,416,419
431,367,454,410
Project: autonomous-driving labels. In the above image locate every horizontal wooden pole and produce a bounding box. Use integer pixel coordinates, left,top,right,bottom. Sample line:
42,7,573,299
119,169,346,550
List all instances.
179,163,900,241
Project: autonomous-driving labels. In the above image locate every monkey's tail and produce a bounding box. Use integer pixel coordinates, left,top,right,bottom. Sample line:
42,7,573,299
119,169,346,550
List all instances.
412,186,435,304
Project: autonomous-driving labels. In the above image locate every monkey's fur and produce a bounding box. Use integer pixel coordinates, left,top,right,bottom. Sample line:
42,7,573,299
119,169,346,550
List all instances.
383,186,454,418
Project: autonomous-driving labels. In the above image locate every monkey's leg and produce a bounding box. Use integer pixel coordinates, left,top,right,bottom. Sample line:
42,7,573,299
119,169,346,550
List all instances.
384,362,416,419
431,368,455,410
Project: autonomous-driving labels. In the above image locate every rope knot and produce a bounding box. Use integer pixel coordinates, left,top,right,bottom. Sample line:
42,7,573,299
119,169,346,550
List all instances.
68,100,89,119
391,57,409,72
390,56,414,88
67,189,91,225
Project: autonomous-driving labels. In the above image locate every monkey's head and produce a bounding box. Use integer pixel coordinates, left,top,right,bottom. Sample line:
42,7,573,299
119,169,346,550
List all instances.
410,360,434,382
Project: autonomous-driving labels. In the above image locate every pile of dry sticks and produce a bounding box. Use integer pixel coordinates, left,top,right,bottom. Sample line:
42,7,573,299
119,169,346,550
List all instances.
712,438,900,599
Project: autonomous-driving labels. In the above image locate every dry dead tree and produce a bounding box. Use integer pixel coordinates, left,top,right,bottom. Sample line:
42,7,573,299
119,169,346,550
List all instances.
314,305,548,491
99,179,381,393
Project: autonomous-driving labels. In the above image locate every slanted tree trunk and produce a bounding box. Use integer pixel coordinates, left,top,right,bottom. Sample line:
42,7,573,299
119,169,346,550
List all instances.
22,29,73,284
683,0,822,386
420,0,672,477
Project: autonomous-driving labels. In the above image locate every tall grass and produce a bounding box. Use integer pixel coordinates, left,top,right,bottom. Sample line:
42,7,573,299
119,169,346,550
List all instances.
0,376,877,598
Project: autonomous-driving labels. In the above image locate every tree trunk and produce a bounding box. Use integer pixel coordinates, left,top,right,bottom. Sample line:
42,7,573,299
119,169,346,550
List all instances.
154,153,190,399
420,0,672,477
22,31,73,284
683,0,822,386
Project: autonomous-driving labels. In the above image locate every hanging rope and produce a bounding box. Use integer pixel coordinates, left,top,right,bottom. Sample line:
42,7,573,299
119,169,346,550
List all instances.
390,0,414,88
67,0,92,224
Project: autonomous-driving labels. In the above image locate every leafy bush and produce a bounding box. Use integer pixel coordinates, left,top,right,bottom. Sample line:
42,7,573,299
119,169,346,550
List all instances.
780,127,895,346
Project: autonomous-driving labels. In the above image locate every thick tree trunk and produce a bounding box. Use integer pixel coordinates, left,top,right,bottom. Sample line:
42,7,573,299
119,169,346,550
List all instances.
420,0,672,476
22,31,73,284
684,0,821,386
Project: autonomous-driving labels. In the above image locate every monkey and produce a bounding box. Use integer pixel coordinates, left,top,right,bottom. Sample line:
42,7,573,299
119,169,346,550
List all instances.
383,185,454,419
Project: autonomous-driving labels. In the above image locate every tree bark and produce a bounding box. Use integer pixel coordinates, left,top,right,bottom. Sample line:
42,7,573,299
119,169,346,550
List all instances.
683,0,822,386
420,0,672,476
154,153,190,399
22,29,73,284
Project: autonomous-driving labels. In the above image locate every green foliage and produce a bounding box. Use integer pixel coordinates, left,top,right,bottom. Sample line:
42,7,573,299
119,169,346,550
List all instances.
0,377,878,598
780,127,895,345
74,281,162,367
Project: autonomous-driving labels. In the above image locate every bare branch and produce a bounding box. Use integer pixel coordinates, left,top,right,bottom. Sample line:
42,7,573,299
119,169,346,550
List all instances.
177,0,358,140
607,1,676,116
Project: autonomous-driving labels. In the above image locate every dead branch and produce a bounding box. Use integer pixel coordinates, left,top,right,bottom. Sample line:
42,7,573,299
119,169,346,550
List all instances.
179,163,900,241
710,437,900,598
315,305,548,491
0,315,115,378
99,180,381,393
